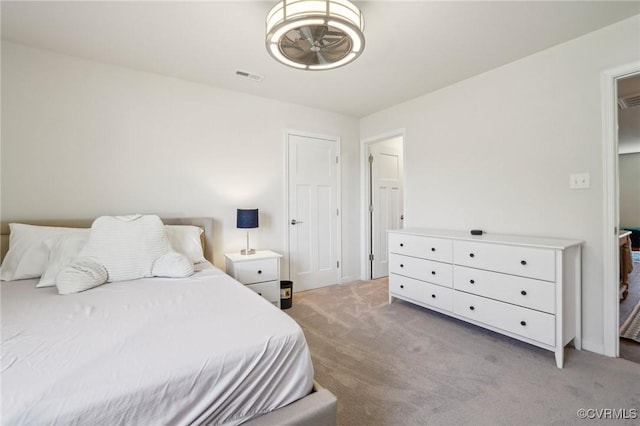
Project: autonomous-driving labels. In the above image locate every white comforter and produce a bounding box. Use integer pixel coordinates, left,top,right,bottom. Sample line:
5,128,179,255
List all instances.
1,263,314,425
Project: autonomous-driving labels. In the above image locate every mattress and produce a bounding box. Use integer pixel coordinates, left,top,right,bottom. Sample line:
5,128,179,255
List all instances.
1,263,314,426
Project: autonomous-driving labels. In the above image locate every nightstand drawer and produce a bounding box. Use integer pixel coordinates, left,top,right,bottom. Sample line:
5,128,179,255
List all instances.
234,259,278,284
247,281,280,306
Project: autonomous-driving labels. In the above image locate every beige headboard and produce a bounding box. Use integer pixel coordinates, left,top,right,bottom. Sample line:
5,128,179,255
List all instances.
0,217,214,264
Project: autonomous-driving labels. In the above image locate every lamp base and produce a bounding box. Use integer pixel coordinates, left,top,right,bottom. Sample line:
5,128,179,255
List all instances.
240,248,256,255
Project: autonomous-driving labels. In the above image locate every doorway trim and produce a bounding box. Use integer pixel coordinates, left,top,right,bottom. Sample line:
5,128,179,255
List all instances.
283,129,342,286
360,129,406,280
601,62,640,357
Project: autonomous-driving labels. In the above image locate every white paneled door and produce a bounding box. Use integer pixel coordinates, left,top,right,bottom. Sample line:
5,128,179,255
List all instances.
370,141,403,279
288,133,339,291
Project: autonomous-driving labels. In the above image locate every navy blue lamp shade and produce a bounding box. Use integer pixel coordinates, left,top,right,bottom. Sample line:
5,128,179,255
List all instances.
237,209,258,254
237,209,259,229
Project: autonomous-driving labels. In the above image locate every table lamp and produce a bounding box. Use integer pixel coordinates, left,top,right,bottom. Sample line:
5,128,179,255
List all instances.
237,208,259,255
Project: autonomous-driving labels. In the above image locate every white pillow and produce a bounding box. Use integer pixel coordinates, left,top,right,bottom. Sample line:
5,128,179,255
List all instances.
37,232,90,288
152,251,196,277
80,214,193,283
165,225,206,264
56,258,108,295
0,224,88,281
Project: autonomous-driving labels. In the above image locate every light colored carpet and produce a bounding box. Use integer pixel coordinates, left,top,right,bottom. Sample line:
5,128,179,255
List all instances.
287,278,640,426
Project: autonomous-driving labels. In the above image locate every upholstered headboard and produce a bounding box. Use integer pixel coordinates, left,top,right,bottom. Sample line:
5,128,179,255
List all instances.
0,217,214,264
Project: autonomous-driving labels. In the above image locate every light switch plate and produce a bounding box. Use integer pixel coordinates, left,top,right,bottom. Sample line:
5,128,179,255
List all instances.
570,173,590,189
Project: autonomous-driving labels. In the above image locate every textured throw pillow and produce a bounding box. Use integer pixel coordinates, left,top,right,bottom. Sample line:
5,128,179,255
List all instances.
165,225,206,264
37,232,90,288
0,224,88,281
56,258,108,295
152,251,196,277
80,214,193,283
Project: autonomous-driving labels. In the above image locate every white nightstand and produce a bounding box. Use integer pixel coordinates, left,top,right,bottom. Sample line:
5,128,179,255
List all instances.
225,250,283,308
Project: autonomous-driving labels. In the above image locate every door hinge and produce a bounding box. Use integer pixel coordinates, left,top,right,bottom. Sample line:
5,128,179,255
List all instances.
337,260,340,268
336,156,339,164
369,205,374,212
368,154,373,163
369,254,374,261
336,209,339,216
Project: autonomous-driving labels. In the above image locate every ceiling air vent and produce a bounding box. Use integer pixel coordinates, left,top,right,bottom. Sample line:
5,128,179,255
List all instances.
618,93,640,109
234,70,264,82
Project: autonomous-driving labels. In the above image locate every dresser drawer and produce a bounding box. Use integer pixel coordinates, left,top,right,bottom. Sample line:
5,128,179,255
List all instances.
234,259,278,284
389,274,453,312
453,291,555,346
453,241,555,281
246,281,280,305
389,233,452,263
453,266,555,314
389,253,453,287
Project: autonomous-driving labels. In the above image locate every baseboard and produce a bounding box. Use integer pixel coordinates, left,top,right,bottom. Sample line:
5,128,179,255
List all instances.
581,339,606,356
340,275,359,283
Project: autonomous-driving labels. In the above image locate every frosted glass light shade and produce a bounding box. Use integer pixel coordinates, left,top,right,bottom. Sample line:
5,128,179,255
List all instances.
266,0,365,71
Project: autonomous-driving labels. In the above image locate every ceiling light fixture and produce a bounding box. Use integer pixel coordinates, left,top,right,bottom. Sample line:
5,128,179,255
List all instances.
265,0,365,71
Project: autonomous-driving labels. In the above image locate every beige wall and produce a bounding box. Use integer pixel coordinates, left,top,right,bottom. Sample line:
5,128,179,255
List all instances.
360,15,640,354
619,153,640,227
0,41,361,279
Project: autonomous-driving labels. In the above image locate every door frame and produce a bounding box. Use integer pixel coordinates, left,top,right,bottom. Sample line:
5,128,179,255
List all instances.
360,129,406,280
601,62,640,357
283,129,342,286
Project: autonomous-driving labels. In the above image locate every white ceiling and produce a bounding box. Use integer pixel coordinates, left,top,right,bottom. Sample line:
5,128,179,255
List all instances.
1,1,639,118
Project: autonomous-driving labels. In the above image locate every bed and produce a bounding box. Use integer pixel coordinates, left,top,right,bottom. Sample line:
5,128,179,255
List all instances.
0,217,336,426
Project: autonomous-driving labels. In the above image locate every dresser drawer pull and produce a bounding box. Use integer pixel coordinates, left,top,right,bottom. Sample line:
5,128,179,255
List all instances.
400,284,404,289
469,253,475,258
258,270,262,274
258,292,263,296
400,243,404,247
431,271,436,275
521,290,527,296
431,294,436,298
469,306,475,311
431,247,436,252
520,321,527,326
470,279,475,284
520,260,527,265
400,264,404,268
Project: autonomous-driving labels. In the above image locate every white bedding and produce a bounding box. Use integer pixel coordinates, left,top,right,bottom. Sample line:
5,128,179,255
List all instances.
1,263,314,426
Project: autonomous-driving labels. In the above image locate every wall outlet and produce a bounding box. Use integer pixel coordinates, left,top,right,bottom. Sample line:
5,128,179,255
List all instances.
570,173,590,189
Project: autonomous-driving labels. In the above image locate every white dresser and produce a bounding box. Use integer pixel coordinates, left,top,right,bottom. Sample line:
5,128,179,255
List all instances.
225,250,282,309
388,229,582,368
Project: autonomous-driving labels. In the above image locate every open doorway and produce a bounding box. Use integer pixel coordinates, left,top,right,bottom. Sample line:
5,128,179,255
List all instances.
602,62,640,361
617,75,640,363
363,134,404,280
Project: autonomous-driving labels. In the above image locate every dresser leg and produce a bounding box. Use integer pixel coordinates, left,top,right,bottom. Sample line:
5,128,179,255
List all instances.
389,294,394,304
555,349,564,368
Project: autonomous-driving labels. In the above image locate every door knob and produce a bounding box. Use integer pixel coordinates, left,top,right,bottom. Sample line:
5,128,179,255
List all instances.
291,219,304,225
